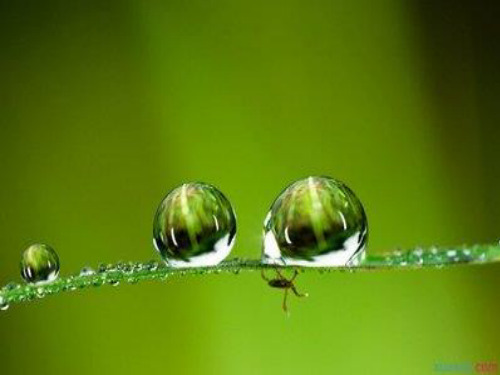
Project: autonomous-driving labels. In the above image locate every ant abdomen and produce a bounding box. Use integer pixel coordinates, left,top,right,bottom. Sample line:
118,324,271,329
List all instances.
268,279,290,288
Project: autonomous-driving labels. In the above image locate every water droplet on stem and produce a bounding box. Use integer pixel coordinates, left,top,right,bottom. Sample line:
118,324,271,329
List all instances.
20,244,60,285
153,182,237,268
262,176,368,267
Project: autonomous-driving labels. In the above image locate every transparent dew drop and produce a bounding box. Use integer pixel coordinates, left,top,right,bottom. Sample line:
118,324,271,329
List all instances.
2,282,18,292
65,276,78,291
20,243,60,285
97,264,107,273
35,287,45,299
80,267,95,277
144,261,158,271
118,262,133,273
127,277,139,285
410,248,424,266
153,182,237,268
262,176,368,267
0,295,9,311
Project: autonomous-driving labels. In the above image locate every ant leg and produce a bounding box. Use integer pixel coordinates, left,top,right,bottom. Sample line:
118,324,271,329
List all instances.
290,269,299,282
261,269,271,282
275,267,286,279
291,285,308,298
282,289,289,314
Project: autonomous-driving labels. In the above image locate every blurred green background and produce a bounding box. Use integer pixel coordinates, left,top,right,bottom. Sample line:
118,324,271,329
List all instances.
1,1,499,374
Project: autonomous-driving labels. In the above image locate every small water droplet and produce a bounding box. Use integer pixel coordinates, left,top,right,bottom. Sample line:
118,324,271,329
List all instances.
408,248,424,266
262,176,368,267
36,287,45,298
153,182,237,268
134,263,145,272
98,263,116,273
80,267,95,276
2,282,19,292
144,261,158,271
20,243,60,285
127,277,138,284
413,248,424,257
124,262,137,273
64,276,78,291
0,295,9,311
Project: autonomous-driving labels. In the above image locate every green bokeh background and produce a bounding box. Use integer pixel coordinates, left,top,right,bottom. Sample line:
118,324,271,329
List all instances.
1,1,499,374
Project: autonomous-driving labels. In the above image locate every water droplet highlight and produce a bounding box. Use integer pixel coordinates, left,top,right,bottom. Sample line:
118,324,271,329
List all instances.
0,295,9,311
153,182,237,267
20,243,60,285
262,176,368,267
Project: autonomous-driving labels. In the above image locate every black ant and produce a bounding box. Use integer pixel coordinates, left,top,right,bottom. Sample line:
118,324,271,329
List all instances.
261,268,308,314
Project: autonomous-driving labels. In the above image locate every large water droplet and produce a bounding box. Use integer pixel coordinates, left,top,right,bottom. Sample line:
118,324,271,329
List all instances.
20,243,60,285
262,176,368,267
153,182,237,267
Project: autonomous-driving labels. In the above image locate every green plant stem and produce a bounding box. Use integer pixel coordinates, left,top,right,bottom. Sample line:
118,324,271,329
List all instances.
1,243,500,310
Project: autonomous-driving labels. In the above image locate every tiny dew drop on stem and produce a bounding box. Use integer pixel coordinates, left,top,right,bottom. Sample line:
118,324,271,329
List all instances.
0,295,9,311
79,267,95,276
20,243,60,285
